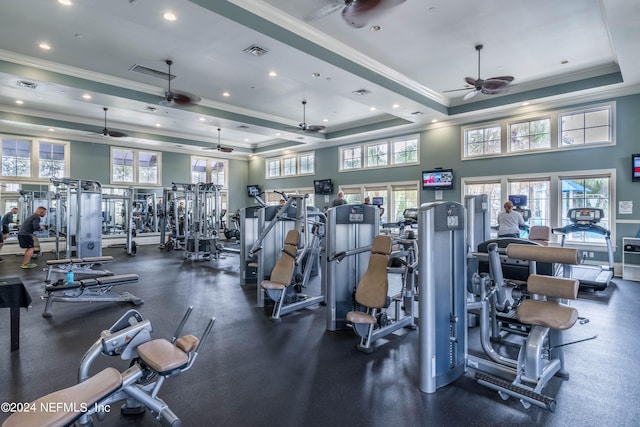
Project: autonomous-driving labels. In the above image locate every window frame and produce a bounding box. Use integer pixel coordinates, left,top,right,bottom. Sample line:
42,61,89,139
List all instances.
1,137,70,182
190,156,229,188
110,147,162,186
265,152,315,179
339,134,420,172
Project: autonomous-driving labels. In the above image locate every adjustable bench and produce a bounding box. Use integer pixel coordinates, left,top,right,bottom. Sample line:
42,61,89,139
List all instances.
41,273,143,318
44,256,114,283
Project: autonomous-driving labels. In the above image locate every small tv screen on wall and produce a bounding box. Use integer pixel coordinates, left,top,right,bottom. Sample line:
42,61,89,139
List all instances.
633,154,640,182
422,169,454,190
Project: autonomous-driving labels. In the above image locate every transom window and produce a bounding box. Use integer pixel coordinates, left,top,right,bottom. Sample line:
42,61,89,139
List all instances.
266,152,314,179
2,139,32,177
464,125,501,157
462,102,614,159
509,118,551,152
561,106,611,146
190,157,227,187
340,135,419,171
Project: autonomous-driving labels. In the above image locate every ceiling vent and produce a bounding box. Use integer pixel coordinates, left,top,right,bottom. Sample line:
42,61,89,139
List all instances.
145,106,158,112
16,80,37,89
352,89,371,96
243,44,269,57
237,125,250,129
129,64,174,80
410,111,424,116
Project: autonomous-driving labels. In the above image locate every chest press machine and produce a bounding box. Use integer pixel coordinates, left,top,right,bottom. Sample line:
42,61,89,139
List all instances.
2,307,215,427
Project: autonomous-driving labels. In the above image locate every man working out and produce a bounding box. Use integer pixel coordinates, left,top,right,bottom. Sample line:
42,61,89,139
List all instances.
18,206,46,269
0,206,18,262
332,191,347,207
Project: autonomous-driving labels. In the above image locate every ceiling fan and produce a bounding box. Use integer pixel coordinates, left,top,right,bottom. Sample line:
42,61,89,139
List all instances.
299,100,326,133
161,59,201,106
215,128,233,153
305,0,406,29
97,107,127,138
444,44,514,100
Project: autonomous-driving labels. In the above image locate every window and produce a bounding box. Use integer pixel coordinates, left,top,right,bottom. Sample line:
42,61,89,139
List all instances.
463,102,615,159
560,175,610,243
2,139,31,177
365,143,388,167
111,149,134,183
393,137,418,164
340,135,419,171
508,179,550,227
465,182,501,229
341,146,361,170
266,152,315,178
509,118,551,152
365,185,388,223
342,186,363,204
190,157,227,187
392,184,418,223
462,169,614,246
299,153,314,174
138,152,158,184
283,157,296,176
267,159,280,178
561,106,611,146
464,125,501,157
264,188,313,206
39,142,65,178
336,181,417,224
112,148,161,185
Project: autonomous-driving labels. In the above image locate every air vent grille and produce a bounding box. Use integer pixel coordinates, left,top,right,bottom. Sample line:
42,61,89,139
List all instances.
352,89,371,96
237,125,250,129
16,80,37,89
129,64,174,80
410,111,424,116
243,44,269,56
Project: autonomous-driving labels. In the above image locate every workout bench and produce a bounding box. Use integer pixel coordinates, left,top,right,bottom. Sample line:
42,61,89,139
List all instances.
44,256,114,284
41,274,143,318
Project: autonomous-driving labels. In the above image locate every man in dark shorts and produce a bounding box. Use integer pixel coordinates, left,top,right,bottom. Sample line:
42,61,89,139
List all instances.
0,206,18,263
18,206,46,269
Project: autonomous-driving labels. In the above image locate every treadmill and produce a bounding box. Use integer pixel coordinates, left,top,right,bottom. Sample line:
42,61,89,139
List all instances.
552,208,614,291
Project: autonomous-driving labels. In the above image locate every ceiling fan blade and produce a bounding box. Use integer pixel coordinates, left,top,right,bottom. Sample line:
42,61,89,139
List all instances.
218,146,234,153
482,78,511,92
342,0,406,28
443,87,473,93
488,75,514,83
304,125,326,133
304,1,343,21
107,130,127,138
166,90,201,105
463,89,478,100
464,77,478,86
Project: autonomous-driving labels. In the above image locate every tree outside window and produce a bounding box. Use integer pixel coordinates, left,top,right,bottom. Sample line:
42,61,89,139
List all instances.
2,139,31,177
112,149,134,182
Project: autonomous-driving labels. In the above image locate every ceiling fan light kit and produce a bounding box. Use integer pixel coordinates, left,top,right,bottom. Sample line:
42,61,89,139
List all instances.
298,100,326,133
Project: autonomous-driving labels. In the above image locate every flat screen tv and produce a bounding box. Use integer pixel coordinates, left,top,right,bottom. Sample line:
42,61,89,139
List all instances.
372,196,384,206
508,194,528,207
314,178,333,195
247,185,261,197
422,169,454,190
633,153,640,182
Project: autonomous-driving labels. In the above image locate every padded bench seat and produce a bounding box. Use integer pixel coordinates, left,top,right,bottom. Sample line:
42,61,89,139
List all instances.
44,274,139,292
46,256,113,266
136,339,190,375
2,367,122,427
95,274,139,286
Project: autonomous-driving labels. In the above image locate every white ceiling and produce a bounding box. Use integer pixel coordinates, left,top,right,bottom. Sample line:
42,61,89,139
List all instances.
0,0,638,157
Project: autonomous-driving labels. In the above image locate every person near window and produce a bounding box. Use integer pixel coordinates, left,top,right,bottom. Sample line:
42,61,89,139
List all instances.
497,200,525,238
18,206,46,269
0,206,19,263
364,197,371,205
332,191,347,207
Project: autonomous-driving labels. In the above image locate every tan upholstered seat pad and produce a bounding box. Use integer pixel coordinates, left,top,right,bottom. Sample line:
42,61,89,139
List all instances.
506,244,578,265
136,339,189,373
527,274,579,300
261,280,286,290
346,310,377,324
2,367,122,427
355,253,389,308
176,335,199,353
517,300,578,330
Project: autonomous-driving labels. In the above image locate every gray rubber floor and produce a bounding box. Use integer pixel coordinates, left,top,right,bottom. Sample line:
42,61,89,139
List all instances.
0,244,638,426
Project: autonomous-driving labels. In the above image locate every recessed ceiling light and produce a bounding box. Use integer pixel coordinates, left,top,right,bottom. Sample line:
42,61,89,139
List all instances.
370,25,381,31
155,123,161,127
199,117,206,121
222,91,230,97
276,133,281,136
268,71,277,77
431,119,438,123
58,0,72,6
323,119,328,122
163,11,176,21
245,138,249,142
370,106,376,111
48,128,56,132
15,100,24,105
522,102,530,106
82,94,92,99
39,42,51,50
392,104,400,109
